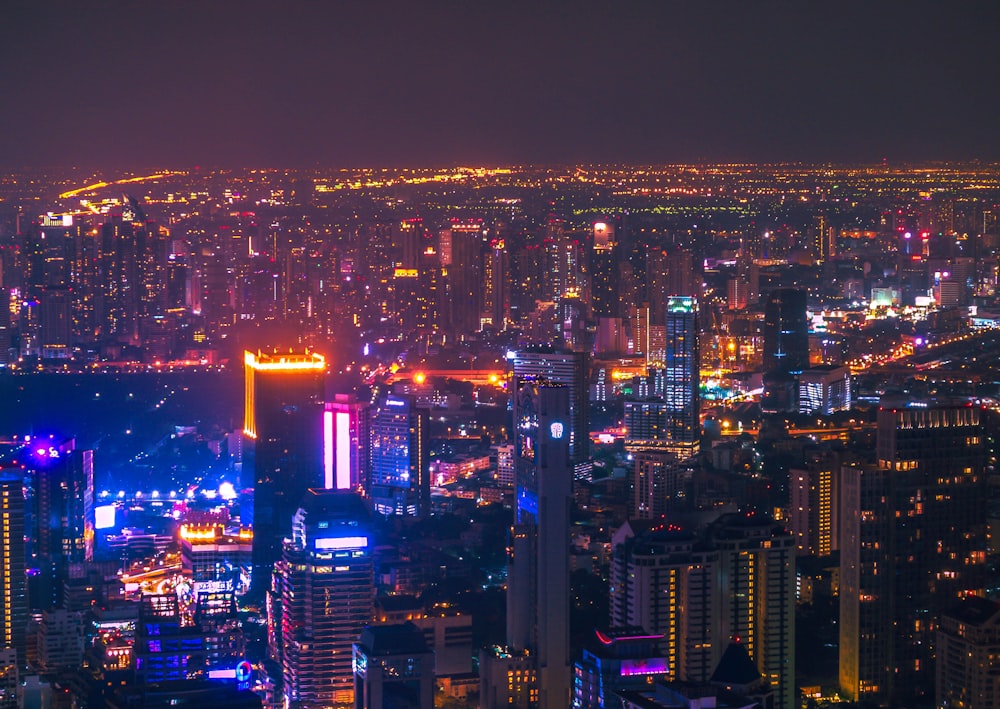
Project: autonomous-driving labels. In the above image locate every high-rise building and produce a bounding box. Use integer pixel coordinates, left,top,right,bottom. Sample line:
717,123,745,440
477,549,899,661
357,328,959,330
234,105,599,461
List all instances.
789,451,841,557
23,437,93,609
0,472,26,663
797,366,851,415
511,349,589,465
352,623,434,709
840,397,989,706
663,296,700,458
323,394,370,492
762,288,809,375
609,526,720,684
714,514,796,709
631,450,682,520
501,381,573,709
369,394,429,517
936,596,1000,709
243,350,326,594
762,288,809,413
275,490,374,708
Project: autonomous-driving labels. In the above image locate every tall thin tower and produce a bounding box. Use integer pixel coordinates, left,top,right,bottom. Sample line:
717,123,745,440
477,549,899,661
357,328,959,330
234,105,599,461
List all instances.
506,380,572,709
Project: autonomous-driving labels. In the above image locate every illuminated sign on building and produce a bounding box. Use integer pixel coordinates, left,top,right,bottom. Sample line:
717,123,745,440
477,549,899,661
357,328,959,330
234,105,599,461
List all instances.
549,422,564,439
95,504,117,530
314,536,368,551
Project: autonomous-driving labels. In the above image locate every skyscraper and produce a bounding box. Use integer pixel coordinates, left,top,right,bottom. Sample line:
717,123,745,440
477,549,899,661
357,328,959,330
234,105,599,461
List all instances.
369,394,429,517
762,288,809,374
243,350,326,594
714,514,796,709
663,296,700,457
609,526,720,683
840,397,988,705
0,472,27,663
762,288,809,413
275,490,374,708
511,349,589,466
504,381,572,709
24,438,94,610
789,451,841,557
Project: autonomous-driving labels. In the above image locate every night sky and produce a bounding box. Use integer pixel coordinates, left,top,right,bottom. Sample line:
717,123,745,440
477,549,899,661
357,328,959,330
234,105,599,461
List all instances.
3,1,1000,169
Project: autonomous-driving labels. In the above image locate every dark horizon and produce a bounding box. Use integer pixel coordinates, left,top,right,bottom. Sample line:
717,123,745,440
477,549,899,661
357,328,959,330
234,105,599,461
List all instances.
4,1,1000,170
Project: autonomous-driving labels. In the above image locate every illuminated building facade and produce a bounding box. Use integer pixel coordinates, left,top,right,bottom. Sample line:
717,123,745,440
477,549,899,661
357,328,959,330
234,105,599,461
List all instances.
505,381,572,709
369,394,429,517
663,296,700,457
243,350,325,593
840,398,988,706
0,472,26,663
180,524,253,597
572,628,670,709
23,437,94,610
797,366,851,415
714,514,795,709
609,526,719,684
275,490,374,708
323,394,370,492
789,451,841,559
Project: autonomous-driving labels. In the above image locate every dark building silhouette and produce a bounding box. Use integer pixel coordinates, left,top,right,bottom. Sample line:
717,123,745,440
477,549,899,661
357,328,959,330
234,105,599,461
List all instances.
243,350,326,594
840,397,989,705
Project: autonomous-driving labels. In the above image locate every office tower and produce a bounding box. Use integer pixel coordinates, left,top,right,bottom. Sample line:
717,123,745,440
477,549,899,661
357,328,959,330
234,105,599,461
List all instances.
609,527,719,683
591,222,620,318
812,214,835,260
762,288,809,413
714,514,795,709
936,596,1000,709
179,524,253,597
36,609,85,673
39,286,71,358
352,623,434,709
243,350,326,593
663,296,700,457
369,394,429,517
323,395,370,492
445,220,483,334
511,349,589,465
631,449,682,519
134,594,213,684
23,438,93,608
840,397,988,706
797,366,851,415
789,451,840,557
276,490,374,708
0,472,27,662
762,288,809,374
504,381,572,709
482,237,510,330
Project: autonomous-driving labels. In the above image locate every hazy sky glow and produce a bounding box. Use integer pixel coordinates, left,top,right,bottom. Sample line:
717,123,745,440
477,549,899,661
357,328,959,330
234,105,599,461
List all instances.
4,1,1000,169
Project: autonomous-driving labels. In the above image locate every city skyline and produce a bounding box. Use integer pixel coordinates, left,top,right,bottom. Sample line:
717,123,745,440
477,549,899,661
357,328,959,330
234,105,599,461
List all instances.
4,2,1000,169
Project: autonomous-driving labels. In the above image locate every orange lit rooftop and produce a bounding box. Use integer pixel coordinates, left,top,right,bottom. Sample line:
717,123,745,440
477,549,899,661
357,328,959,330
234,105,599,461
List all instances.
244,350,326,372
